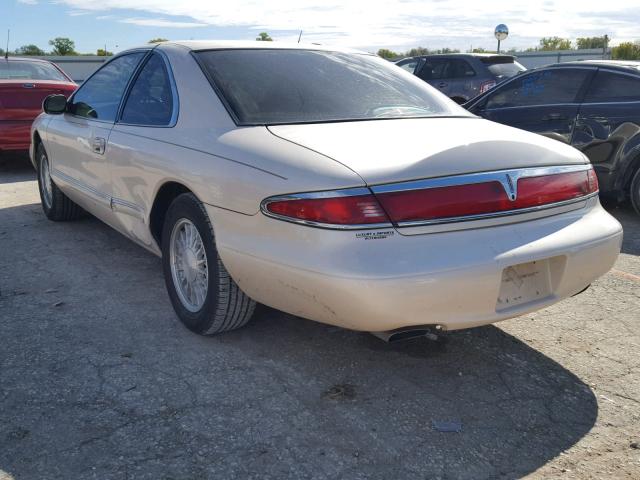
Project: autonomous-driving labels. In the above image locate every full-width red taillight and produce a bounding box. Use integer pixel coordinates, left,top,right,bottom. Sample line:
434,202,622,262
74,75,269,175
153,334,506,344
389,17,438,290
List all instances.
374,167,598,224
264,194,390,225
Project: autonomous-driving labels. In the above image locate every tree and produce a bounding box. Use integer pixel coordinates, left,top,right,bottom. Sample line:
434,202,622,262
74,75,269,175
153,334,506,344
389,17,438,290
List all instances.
256,32,273,41
15,44,45,56
405,46,430,57
539,36,572,51
148,38,168,44
576,36,608,50
96,48,113,56
49,37,76,55
377,48,400,59
612,41,640,60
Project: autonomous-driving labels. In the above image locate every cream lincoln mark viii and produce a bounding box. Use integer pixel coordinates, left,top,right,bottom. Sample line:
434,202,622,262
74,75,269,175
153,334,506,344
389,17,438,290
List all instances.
31,41,623,339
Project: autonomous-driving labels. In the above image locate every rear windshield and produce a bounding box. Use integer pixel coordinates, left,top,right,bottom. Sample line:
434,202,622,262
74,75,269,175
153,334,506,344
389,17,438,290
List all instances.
486,61,526,80
195,49,469,125
0,60,68,81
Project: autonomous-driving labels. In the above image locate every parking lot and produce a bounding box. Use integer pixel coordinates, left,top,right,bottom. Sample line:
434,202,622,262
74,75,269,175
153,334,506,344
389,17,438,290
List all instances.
0,155,638,479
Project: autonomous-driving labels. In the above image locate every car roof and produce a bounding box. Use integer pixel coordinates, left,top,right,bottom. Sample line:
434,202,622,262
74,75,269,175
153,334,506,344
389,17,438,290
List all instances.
0,56,56,64
547,59,640,72
403,53,515,60
148,40,370,55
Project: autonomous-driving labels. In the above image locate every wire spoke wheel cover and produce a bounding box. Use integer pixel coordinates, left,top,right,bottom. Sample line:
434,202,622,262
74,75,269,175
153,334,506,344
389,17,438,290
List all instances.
39,152,53,209
169,218,209,312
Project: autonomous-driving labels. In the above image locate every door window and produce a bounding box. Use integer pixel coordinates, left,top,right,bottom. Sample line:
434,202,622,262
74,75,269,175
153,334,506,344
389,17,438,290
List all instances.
584,70,640,103
446,59,476,78
417,59,448,81
69,52,146,121
485,69,590,109
121,53,175,126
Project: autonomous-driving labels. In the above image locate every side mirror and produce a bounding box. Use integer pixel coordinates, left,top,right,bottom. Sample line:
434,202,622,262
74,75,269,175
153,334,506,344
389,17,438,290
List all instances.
43,94,68,115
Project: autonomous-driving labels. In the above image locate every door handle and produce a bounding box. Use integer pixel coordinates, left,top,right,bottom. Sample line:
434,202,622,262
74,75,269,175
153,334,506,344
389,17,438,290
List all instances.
542,113,567,121
438,82,447,88
92,137,106,155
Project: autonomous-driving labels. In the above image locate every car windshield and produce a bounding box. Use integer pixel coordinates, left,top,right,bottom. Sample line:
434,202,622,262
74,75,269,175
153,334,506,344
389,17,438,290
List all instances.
487,61,526,80
0,60,68,81
195,49,469,125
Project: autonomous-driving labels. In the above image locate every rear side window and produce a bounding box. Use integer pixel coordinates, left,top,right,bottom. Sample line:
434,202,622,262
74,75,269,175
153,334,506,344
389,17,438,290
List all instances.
446,59,476,78
584,70,640,103
486,61,525,79
121,53,175,126
69,52,145,122
485,69,590,109
0,60,68,81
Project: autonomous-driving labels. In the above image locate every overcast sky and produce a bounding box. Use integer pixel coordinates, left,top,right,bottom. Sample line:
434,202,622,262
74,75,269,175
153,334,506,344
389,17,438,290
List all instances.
3,0,639,54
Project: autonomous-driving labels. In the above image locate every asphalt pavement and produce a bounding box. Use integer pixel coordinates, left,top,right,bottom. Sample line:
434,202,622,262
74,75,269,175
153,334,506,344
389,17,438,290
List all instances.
1,155,638,479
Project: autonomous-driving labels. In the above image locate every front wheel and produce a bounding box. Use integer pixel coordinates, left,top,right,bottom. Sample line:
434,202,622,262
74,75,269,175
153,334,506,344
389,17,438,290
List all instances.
631,167,640,216
161,193,256,335
36,143,83,221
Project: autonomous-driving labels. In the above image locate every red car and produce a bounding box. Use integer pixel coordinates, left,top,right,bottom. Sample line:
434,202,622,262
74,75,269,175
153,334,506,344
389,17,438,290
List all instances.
0,57,76,154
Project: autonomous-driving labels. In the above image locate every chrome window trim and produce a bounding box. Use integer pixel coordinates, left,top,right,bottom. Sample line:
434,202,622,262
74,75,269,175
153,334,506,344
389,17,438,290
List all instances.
117,49,180,128
66,50,151,124
260,165,596,230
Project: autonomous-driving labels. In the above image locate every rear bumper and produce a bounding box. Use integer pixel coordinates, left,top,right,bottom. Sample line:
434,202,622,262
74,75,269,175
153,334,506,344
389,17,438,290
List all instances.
0,120,32,151
206,198,622,332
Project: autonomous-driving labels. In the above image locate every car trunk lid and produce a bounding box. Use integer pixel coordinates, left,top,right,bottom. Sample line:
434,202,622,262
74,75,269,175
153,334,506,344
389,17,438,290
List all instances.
268,117,593,235
268,117,587,186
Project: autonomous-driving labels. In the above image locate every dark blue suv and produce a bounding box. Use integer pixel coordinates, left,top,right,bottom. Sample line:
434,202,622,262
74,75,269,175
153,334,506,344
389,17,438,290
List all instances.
465,60,640,215
396,53,525,104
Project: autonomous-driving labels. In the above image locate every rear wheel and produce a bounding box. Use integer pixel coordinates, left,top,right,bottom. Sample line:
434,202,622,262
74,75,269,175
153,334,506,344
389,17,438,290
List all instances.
631,167,640,215
36,143,83,221
161,193,256,334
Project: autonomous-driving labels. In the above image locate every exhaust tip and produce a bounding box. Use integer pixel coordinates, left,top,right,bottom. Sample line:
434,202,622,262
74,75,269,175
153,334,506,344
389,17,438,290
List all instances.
371,325,443,343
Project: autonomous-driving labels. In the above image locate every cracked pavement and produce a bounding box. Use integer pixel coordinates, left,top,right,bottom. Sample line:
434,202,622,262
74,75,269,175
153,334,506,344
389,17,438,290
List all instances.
1,156,639,479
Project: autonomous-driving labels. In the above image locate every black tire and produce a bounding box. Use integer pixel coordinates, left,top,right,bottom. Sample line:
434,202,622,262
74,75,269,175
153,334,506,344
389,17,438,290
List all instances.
36,143,83,221
631,167,640,216
161,193,256,335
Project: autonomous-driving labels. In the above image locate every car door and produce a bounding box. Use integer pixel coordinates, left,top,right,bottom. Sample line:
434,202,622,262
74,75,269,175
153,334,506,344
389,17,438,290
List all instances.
470,67,594,144
46,52,147,220
444,58,477,103
416,59,450,96
106,52,178,248
572,68,640,195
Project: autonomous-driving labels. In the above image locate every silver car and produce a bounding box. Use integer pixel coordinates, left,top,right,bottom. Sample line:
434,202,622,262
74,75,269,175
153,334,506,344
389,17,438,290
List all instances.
31,41,622,339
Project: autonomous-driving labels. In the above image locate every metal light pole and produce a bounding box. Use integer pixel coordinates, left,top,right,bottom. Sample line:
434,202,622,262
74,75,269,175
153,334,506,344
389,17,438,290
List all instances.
495,24,509,53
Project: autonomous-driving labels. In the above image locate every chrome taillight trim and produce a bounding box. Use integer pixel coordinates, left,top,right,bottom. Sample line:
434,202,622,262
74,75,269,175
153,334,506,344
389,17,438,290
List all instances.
370,164,593,198
260,187,393,230
393,192,598,227
260,164,598,230
371,164,597,227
